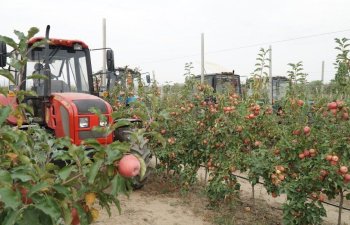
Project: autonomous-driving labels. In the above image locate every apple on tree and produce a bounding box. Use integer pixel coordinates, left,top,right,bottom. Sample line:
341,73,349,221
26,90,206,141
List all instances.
117,154,141,178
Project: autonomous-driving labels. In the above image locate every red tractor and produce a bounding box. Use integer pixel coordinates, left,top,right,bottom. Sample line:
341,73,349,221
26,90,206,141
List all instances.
0,26,151,187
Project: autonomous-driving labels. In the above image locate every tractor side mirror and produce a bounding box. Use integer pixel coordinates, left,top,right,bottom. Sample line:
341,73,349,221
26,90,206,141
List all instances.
146,74,151,84
0,41,7,68
106,49,115,72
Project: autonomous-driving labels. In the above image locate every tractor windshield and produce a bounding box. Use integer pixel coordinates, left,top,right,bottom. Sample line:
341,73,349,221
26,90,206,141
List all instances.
25,47,90,95
215,75,241,95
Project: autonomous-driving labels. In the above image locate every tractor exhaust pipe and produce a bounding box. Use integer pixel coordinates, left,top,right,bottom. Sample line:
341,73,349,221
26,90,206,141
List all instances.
43,25,51,97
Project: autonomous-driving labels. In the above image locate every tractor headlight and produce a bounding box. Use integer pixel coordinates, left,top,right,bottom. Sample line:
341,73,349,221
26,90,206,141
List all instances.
79,117,89,128
99,120,108,127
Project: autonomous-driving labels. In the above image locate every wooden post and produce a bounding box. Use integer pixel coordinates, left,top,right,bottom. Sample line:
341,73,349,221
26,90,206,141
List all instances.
201,33,204,84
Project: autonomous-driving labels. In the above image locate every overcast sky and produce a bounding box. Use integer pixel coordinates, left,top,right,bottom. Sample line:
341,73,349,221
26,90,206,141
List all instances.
2,0,350,84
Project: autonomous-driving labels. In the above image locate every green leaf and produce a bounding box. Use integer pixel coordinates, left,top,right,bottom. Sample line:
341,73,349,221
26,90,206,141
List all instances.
107,141,130,155
0,187,21,209
0,106,11,126
0,70,15,84
18,155,31,165
87,159,103,184
28,181,50,196
133,154,146,179
27,39,47,53
110,174,128,196
14,30,25,41
27,74,48,80
27,27,39,39
0,36,17,50
114,119,131,129
81,138,101,148
17,207,44,225
105,146,122,164
34,196,61,222
2,209,20,225
110,175,119,196
10,172,33,182
52,184,71,197
58,166,76,181
0,170,12,185
111,197,122,214
159,110,170,120
346,193,350,200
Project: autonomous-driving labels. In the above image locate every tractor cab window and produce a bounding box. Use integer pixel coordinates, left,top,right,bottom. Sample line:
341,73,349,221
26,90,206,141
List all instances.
26,47,89,95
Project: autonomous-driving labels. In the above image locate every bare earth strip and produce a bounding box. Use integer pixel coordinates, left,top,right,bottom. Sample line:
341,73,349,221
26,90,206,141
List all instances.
95,190,211,225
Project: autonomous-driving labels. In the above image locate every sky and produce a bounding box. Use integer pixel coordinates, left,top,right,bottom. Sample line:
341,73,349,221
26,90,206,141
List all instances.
2,0,350,84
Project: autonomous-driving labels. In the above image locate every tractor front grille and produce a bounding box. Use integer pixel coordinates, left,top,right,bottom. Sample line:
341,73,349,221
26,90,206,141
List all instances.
78,130,108,140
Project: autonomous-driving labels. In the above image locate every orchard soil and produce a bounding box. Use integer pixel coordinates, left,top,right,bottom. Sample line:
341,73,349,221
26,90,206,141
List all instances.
96,168,349,225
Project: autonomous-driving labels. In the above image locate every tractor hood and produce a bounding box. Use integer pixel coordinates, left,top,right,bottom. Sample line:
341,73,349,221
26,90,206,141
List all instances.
48,92,113,145
52,92,112,114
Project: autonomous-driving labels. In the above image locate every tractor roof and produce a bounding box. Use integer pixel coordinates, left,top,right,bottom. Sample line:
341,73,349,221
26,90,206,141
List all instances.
28,37,89,49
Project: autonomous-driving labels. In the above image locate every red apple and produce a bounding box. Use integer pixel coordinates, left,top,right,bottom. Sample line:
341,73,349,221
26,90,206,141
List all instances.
235,126,243,133
20,187,33,204
117,154,141,178
303,126,311,135
336,100,344,108
71,208,80,225
248,113,256,119
318,194,325,202
330,160,338,166
254,141,262,147
330,108,338,116
278,174,285,181
340,166,348,174
325,155,333,161
328,102,337,110
320,169,328,177
292,129,301,136
297,99,304,106
344,174,350,183
332,155,339,162
309,149,316,154
303,149,310,157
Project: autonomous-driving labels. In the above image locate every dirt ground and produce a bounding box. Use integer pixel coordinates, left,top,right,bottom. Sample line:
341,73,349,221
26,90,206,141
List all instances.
95,167,350,225
95,175,212,225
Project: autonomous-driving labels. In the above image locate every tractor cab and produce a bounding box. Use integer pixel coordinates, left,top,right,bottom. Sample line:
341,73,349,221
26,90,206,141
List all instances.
104,66,150,105
106,67,150,91
195,71,242,96
25,38,92,96
21,37,95,126
272,76,289,101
